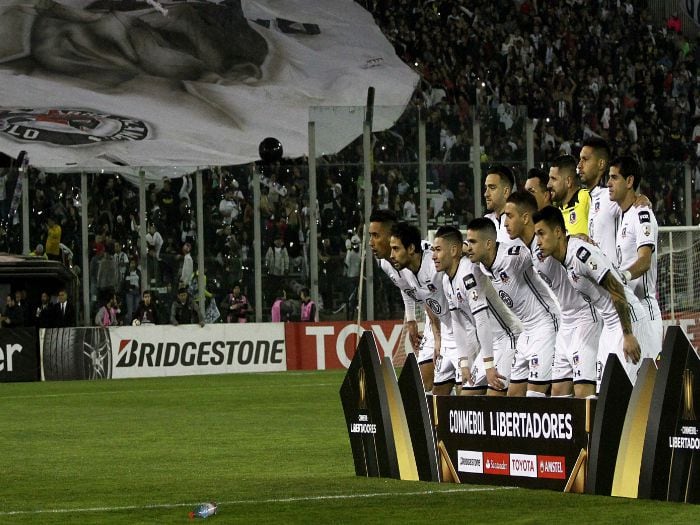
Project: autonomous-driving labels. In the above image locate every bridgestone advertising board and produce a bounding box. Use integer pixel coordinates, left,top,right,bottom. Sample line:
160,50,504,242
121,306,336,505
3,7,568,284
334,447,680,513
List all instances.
111,324,286,378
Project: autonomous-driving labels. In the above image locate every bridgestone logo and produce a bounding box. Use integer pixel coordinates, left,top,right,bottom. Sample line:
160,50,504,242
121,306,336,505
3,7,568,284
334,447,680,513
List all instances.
116,339,284,367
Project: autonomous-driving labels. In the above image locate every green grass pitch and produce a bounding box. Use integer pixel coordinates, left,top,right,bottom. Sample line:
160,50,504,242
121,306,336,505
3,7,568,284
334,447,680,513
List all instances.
1,370,699,524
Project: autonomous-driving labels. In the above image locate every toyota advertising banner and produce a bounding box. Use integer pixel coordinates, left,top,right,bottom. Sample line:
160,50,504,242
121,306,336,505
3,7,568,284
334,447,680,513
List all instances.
285,320,407,371
111,324,286,378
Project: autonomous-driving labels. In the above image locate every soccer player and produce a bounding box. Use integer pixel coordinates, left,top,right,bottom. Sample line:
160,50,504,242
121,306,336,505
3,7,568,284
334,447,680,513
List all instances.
533,206,656,387
547,154,590,236
465,217,561,397
432,226,518,395
369,209,434,389
578,137,618,259
484,165,516,242
389,222,461,395
607,156,663,354
524,167,553,210
578,138,650,259
504,192,602,398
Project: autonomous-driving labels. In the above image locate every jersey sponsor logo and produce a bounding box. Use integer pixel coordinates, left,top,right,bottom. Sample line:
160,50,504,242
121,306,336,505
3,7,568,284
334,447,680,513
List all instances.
499,290,513,308
575,246,591,263
499,271,510,283
483,452,510,475
638,211,651,223
510,453,537,478
507,245,521,256
426,298,442,315
569,210,576,224
457,450,484,474
537,455,566,479
463,275,477,290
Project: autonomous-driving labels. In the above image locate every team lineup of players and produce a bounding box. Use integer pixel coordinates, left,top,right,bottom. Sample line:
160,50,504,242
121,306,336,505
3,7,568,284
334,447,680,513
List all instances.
368,137,662,399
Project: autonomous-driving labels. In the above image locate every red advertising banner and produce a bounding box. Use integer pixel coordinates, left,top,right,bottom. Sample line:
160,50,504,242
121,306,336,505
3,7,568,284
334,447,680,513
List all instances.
285,320,406,370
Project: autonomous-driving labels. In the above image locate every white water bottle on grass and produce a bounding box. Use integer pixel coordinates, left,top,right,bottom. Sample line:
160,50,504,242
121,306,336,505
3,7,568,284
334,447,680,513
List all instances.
189,502,217,519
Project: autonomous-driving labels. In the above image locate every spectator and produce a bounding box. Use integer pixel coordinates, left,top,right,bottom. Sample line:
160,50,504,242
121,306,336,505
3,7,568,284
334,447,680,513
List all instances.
45,215,61,261
96,243,119,301
271,289,290,322
0,294,23,327
146,223,163,260
170,286,204,326
123,257,142,322
52,289,75,327
29,243,47,259
95,293,120,327
299,287,317,322
221,284,251,323
35,291,52,327
265,236,289,303
132,290,158,325
179,242,194,288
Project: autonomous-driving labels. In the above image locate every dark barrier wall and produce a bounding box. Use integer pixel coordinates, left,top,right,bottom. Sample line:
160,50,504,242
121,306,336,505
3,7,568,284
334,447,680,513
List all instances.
0,327,39,382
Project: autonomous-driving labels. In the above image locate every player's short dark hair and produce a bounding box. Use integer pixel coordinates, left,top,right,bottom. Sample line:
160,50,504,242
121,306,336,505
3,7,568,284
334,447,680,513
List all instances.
582,137,611,163
610,155,642,190
369,208,398,224
466,217,497,240
526,168,548,190
551,154,578,177
390,222,422,253
486,164,516,189
434,225,463,245
300,287,310,296
506,191,538,214
532,205,566,232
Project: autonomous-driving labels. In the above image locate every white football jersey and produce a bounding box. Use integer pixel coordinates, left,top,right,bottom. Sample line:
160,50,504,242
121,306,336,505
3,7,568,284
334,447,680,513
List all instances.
616,205,659,303
485,211,513,243
378,257,417,321
526,235,599,329
479,240,561,333
398,248,453,339
588,185,620,260
564,237,647,327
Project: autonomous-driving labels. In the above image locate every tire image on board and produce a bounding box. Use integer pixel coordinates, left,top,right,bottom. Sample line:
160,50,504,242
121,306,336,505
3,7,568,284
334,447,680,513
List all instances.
43,327,113,380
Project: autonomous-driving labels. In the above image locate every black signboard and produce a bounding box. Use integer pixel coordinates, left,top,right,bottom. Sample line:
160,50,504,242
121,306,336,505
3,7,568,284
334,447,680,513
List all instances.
0,327,39,382
434,395,594,491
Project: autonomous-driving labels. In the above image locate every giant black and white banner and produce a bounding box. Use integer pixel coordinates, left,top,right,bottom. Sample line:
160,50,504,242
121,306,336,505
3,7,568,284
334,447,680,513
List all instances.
0,0,417,171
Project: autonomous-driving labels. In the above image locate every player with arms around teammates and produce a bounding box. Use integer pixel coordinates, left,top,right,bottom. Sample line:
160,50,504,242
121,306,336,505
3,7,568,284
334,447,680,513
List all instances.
465,217,561,397
607,156,663,356
389,222,466,396
368,209,438,391
432,226,520,395
504,192,602,398
533,206,657,387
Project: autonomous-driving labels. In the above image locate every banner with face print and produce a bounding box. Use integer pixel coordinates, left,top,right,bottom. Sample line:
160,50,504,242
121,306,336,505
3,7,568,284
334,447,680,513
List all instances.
0,0,417,170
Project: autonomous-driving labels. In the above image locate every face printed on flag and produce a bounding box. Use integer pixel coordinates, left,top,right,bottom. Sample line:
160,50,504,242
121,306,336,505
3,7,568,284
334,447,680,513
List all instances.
0,0,418,171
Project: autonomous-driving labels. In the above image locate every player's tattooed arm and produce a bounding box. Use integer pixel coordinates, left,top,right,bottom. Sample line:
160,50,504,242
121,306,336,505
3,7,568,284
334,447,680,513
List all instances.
601,272,633,335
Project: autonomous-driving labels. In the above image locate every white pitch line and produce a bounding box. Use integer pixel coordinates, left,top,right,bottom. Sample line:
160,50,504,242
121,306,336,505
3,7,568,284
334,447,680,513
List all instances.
0,486,514,516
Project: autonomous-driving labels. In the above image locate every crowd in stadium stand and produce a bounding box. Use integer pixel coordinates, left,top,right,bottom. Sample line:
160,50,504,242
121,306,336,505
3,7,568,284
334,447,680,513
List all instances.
1,0,699,325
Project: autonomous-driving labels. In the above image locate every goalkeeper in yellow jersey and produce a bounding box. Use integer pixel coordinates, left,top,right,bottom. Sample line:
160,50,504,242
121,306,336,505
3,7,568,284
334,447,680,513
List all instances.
547,154,590,236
